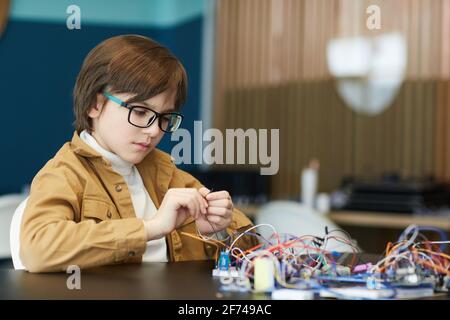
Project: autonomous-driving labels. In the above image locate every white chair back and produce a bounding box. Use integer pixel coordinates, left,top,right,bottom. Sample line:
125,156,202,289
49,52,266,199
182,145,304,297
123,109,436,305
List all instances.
9,197,28,270
0,194,27,260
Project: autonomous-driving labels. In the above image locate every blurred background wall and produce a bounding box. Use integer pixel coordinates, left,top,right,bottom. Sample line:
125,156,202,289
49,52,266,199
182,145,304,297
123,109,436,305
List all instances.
0,0,204,193
0,0,449,256
1,0,449,199
213,0,450,199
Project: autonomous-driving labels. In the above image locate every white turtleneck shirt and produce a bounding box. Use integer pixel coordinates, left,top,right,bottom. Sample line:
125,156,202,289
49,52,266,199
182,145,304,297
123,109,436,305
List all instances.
80,130,168,262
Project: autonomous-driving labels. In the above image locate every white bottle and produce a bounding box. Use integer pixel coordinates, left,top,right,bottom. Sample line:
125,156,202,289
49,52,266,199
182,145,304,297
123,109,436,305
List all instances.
301,159,319,209
316,193,330,214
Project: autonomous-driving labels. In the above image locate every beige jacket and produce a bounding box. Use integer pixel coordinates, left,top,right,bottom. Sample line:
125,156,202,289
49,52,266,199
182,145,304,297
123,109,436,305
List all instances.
20,132,257,272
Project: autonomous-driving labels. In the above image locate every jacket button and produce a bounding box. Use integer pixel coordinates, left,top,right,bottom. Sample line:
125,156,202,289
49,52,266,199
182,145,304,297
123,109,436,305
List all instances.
128,251,135,257
115,184,122,192
107,212,112,219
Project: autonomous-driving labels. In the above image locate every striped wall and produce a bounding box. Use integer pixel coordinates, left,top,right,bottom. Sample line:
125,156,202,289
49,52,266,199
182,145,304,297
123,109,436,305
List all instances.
213,0,450,198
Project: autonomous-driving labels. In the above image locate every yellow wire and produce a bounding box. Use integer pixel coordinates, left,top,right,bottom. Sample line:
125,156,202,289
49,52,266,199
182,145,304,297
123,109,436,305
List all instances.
180,232,223,261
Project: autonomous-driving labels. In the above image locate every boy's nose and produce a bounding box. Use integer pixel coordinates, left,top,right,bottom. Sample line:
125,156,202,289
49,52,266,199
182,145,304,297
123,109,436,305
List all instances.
142,119,161,137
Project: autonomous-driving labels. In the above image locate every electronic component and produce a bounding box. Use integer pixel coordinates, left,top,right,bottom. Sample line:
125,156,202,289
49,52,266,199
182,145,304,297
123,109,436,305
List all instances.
320,286,395,299
212,267,239,278
321,264,351,276
203,223,449,300
218,251,230,271
393,284,435,299
353,263,372,274
395,267,419,284
219,276,251,292
272,289,314,300
254,257,275,292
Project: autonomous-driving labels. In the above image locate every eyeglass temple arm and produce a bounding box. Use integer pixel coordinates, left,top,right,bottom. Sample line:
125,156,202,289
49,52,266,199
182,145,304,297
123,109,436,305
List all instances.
103,92,127,107
104,92,183,119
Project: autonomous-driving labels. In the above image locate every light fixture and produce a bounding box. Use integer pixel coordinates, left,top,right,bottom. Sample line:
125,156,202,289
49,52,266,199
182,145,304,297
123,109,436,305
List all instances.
327,33,407,116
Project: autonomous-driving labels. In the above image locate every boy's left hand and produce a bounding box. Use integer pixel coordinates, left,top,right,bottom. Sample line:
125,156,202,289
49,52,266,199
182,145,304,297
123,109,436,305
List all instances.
196,187,233,235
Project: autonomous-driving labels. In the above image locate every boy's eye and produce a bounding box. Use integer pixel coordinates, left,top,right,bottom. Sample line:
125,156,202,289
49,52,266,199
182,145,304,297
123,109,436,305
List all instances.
131,107,151,117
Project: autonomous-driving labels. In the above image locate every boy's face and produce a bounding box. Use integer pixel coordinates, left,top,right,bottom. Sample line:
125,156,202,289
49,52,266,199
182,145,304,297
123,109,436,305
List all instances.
88,90,176,164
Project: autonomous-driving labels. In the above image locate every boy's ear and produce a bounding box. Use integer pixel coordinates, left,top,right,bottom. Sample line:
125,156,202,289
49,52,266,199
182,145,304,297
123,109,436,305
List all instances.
88,93,106,118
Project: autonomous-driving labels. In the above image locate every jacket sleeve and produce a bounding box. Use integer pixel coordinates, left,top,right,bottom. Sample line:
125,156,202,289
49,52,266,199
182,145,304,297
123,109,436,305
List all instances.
20,164,147,273
172,168,259,252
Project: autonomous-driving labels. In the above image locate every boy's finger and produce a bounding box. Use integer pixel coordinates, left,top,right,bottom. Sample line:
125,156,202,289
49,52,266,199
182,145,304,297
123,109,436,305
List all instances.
205,191,230,201
206,199,232,209
194,192,208,214
178,194,200,218
205,214,224,225
206,206,230,216
198,187,210,197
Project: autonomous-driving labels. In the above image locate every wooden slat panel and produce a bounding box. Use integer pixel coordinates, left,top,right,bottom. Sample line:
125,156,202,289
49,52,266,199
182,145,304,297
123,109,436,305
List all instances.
214,0,450,198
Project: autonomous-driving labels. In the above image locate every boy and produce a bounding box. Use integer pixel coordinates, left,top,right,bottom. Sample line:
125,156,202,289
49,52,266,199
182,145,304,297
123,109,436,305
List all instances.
20,35,257,272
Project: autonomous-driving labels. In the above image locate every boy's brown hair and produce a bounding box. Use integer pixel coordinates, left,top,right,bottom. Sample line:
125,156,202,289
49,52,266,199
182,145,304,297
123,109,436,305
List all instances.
73,34,188,133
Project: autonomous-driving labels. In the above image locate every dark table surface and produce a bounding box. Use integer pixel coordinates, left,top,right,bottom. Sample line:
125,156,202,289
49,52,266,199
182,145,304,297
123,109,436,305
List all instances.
0,260,226,300
0,255,448,300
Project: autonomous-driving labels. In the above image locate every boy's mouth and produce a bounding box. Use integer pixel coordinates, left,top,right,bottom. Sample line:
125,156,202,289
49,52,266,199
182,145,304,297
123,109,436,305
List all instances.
133,142,151,150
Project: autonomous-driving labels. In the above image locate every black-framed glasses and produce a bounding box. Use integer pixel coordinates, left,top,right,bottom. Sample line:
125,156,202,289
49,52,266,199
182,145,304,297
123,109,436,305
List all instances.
103,92,183,133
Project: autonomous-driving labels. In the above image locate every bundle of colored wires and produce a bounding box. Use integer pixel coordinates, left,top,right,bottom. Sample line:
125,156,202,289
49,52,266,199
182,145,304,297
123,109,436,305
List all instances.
369,224,450,278
181,220,449,296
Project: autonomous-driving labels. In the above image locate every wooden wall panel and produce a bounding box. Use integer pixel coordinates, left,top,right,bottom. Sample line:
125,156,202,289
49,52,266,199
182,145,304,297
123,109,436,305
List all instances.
213,0,450,198
436,80,450,181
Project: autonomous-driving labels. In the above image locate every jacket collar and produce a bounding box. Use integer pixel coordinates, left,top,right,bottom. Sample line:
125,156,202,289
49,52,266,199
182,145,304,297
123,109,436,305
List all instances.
71,131,103,158
79,130,134,176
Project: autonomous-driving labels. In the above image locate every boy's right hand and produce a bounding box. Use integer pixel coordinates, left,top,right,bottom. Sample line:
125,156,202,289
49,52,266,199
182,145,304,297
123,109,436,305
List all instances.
143,188,208,241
